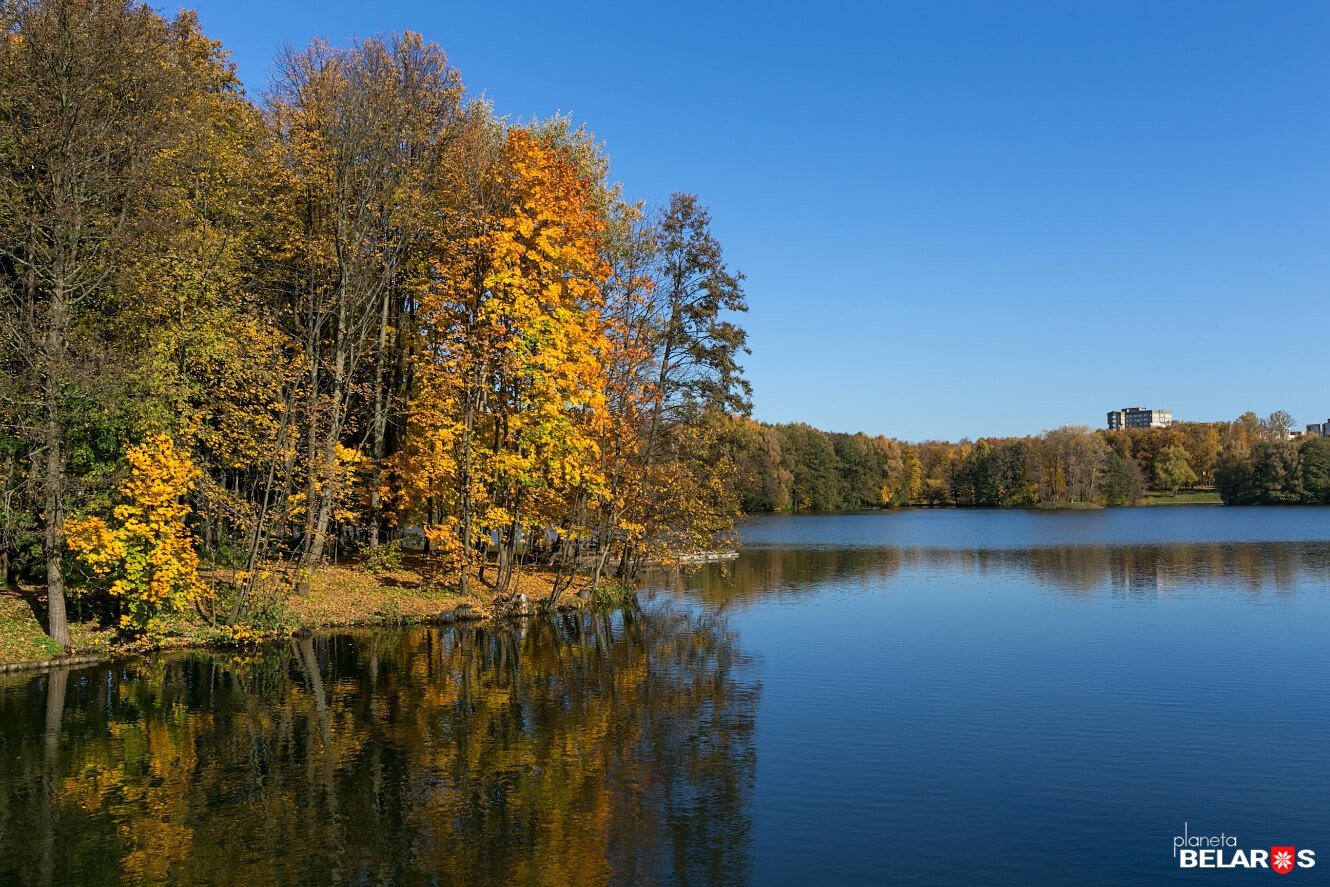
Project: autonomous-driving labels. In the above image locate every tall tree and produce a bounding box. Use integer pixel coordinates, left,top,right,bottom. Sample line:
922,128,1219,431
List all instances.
625,194,750,569
395,126,612,597
0,0,225,646
266,33,464,591
1261,410,1295,441
647,194,750,434
1299,437,1330,504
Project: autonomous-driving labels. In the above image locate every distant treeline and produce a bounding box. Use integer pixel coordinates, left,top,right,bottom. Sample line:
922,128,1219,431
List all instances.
734,411,1330,511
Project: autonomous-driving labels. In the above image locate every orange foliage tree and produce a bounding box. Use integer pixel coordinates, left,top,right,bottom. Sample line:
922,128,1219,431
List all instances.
392,127,613,599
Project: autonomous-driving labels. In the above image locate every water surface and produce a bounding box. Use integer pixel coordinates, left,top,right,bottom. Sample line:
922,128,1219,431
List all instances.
696,508,1330,883
3,506,1329,884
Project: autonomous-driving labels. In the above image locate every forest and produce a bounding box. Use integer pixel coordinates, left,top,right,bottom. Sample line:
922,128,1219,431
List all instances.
734,412,1330,512
0,0,753,649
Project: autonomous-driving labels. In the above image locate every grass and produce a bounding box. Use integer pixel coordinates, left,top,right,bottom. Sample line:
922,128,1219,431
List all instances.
0,592,115,667
288,558,590,626
1033,501,1103,510
290,562,471,626
1141,489,1222,506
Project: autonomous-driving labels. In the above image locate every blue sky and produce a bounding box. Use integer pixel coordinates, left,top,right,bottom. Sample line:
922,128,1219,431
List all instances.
183,0,1330,441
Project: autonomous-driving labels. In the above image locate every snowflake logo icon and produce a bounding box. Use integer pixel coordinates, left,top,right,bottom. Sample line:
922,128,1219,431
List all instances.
1271,846,1296,875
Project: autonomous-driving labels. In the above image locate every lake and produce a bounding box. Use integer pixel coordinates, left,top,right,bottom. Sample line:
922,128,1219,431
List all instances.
3,506,1330,884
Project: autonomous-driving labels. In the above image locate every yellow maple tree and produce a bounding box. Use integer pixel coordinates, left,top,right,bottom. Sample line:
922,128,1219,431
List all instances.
64,435,206,633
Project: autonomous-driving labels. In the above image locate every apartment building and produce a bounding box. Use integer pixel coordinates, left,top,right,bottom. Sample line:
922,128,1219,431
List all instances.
1107,407,1173,430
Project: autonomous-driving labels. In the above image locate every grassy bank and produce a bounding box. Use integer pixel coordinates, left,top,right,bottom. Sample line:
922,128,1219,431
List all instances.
0,594,117,667
1140,489,1223,506
0,558,599,670
1031,501,1103,510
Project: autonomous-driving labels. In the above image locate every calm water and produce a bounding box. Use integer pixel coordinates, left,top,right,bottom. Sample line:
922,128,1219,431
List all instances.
3,506,1330,884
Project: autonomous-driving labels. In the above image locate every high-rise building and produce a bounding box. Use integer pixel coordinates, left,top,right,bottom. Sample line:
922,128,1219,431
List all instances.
1306,420,1330,437
1107,407,1173,430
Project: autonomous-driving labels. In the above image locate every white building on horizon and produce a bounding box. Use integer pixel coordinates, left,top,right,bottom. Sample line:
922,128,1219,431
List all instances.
1107,407,1173,430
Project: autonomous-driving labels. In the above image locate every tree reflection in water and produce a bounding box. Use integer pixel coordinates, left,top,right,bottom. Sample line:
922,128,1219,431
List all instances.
0,604,759,886
673,541,1330,605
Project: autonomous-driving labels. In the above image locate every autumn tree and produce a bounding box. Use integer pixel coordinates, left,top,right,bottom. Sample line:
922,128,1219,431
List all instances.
64,436,204,633
0,0,235,646
731,419,791,512
475,128,612,594
1154,445,1198,494
395,126,613,597
1234,411,1264,443
612,194,751,570
1261,410,1295,441
1029,427,1107,505
266,33,465,591
585,201,666,585
1,7,758,633
1177,423,1220,485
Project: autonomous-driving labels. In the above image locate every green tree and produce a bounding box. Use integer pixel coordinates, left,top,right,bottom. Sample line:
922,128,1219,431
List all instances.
776,424,842,511
1100,452,1144,505
1247,441,1303,504
831,433,887,508
1300,437,1330,505
1154,445,1198,494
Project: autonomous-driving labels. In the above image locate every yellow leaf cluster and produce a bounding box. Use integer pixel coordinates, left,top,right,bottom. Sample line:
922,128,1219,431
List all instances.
65,435,205,633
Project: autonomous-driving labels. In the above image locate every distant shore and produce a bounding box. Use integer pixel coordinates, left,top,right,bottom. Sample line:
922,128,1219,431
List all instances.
750,489,1225,516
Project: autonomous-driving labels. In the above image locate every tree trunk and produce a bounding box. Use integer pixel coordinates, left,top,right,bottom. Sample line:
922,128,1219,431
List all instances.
456,369,478,598
42,286,71,650
297,294,351,594
590,531,615,592
615,544,632,581
367,287,392,548
298,320,322,591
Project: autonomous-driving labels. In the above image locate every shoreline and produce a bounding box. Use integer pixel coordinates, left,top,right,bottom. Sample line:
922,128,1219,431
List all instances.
0,561,610,674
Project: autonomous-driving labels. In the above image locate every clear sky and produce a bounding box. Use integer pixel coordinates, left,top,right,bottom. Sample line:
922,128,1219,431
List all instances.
182,0,1330,441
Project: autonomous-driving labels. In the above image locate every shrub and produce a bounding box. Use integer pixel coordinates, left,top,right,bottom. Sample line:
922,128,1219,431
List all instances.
360,540,404,574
